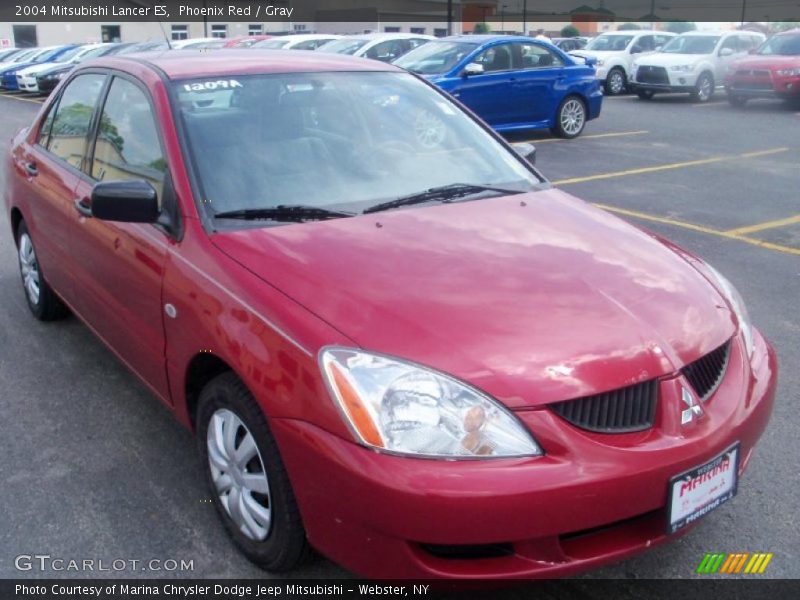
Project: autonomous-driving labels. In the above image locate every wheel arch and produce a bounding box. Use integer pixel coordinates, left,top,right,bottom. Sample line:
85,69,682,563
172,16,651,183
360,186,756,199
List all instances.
183,351,237,431
10,206,23,243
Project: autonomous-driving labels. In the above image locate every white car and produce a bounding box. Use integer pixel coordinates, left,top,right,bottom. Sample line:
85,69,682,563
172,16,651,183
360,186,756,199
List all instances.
171,38,222,50
630,30,766,102
251,34,342,51
317,33,434,63
570,30,676,95
16,43,111,92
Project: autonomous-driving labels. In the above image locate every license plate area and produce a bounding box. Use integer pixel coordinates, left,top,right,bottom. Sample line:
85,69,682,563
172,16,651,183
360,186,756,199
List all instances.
667,443,740,534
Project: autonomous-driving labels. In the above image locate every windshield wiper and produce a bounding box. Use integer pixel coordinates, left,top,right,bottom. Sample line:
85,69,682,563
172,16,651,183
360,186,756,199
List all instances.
213,205,355,222
363,184,522,214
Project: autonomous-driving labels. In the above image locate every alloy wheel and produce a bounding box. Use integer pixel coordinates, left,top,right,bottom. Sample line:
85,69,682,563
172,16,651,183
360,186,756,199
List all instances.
560,99,586,137
18,233,40,306
697,76,713,102
207,408,272,541
608,71,625,95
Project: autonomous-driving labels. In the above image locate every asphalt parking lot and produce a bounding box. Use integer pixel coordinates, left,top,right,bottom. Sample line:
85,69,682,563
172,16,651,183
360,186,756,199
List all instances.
0,88,797,585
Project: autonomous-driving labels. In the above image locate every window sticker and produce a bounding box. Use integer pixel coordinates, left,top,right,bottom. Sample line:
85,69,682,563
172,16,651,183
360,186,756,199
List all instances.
183,80,243,92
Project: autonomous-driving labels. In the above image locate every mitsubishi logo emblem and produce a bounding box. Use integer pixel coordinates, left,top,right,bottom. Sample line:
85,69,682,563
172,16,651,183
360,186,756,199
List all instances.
681,386,703,425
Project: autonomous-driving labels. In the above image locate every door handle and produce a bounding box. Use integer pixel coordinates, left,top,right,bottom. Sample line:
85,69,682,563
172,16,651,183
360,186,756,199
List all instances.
25,162,38,177
73,197,93,218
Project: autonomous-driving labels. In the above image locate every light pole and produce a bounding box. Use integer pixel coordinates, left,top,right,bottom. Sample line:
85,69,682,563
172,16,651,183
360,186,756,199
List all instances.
447,0,453,36
523,0,527,36
501,4,507,32
741,0,747,26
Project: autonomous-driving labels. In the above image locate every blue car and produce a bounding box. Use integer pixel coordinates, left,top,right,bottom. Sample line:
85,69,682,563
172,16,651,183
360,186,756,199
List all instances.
395,35,602,138
0,45,77,90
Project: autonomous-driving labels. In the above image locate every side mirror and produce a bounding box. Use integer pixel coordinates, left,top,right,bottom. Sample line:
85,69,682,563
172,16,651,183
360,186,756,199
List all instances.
748,48,757,55
655,45,663,52
512,142,536,165
461,62,484,77
719,47,735,57
630,45,643,54
91,180,160,223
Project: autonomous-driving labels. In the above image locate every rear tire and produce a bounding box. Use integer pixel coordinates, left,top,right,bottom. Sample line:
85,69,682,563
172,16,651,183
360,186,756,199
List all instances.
197,372,310,572
15,221,68,321
551,96,587,139
691,72,714,103
637,89,655,100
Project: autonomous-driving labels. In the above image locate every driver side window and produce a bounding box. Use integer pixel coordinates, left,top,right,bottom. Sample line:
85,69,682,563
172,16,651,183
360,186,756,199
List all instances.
474,43,513,73
720,36,738,53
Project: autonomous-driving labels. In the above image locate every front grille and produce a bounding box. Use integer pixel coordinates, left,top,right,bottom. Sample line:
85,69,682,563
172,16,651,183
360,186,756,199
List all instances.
550,379,658,433
636,65,669,85
681,340,732,402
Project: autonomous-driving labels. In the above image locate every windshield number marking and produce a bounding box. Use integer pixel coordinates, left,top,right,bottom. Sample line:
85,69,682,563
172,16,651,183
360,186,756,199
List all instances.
183,80,243,92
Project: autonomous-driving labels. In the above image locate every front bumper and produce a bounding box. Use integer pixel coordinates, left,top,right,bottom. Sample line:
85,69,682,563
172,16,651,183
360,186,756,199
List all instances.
0,74,19,90
273,331,777,578
726,74,800,98
631,67,700,93
16,75,38,92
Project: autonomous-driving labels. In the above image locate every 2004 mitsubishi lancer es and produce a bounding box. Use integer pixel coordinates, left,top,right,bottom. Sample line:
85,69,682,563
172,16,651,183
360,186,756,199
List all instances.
4,50,776,579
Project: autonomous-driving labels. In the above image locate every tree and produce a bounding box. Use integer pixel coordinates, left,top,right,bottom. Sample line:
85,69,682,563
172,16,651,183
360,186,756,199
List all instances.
617,23,641,31
473,22,491,34
770,21,800,33
664,21,697,34
560,24,581,38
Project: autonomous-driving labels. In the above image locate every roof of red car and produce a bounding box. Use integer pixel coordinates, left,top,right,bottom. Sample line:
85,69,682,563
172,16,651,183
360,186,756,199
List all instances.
93,49,397,80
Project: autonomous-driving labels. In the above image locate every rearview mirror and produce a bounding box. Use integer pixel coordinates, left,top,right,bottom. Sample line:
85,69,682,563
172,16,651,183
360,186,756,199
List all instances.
512,142,536,165
719,47,735,57
91,180,160,223
461,62,484,77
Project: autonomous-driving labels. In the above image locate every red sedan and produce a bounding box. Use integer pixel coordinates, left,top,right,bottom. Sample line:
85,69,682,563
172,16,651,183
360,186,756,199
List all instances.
4,50,776,578
726,28,800,106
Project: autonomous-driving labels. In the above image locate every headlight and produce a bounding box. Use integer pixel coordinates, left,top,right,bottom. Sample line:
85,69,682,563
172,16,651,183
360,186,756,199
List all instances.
706,266,754,358
776,67,800,77
669,64,694,72
320,347,542,459
595,58,605,66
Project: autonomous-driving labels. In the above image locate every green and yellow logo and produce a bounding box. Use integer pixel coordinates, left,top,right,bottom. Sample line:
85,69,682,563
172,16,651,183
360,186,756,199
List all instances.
697,552,773,574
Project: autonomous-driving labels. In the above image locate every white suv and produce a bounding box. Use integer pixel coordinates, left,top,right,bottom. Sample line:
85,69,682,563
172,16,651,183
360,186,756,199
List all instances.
570,30,676,95
630,30,766,102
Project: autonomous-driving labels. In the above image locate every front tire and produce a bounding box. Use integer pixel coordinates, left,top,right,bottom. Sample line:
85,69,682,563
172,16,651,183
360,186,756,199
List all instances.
197,372,309,572
605,68,627,95
727,92,747,107
16,221,68,321
692,72,715,103
551,96,587,139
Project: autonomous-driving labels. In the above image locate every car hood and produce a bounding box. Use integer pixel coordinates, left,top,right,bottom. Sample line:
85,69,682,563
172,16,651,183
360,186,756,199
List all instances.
637,53,706,67
211,189,735,409
731,55,800,70
17,62,61,76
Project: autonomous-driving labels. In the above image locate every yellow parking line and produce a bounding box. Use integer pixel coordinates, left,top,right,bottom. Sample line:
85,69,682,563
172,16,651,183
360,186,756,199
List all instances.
552,147,788,186
725,214,800,235
740,147,789,159
0,93,44,104
530,130,649,144
554,156,728,185
593,203,800,256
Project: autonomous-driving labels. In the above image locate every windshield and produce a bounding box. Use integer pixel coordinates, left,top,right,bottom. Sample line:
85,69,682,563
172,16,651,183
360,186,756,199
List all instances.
55,46,85,63
254,39,290,49
662,35,721,55
585,35,634,51
76,46,110,62
395,41,478,74
757,33,800,56
173,72,540,220
34,47,69,63
9,49,37,62
317,38,369,55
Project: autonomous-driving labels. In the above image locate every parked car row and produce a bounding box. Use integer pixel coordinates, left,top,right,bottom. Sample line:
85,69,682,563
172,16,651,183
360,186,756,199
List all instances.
569,27,800,108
